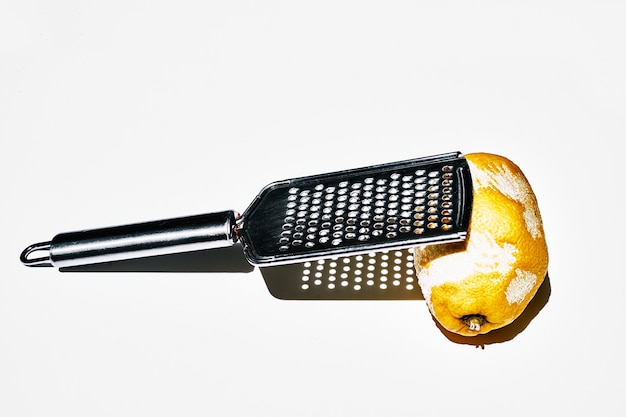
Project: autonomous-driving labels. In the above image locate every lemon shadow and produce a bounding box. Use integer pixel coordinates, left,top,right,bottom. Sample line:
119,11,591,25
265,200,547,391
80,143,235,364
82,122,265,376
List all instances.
434,272,552,347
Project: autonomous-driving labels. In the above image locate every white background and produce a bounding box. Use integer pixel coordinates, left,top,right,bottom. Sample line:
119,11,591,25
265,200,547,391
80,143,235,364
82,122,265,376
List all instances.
1,1,624,416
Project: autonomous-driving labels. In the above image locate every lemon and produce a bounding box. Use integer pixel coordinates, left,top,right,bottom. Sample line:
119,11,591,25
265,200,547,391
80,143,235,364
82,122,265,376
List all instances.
414,153,549,336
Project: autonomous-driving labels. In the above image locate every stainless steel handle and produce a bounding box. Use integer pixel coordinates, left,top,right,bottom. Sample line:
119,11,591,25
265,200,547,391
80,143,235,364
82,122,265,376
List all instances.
20,211,238,268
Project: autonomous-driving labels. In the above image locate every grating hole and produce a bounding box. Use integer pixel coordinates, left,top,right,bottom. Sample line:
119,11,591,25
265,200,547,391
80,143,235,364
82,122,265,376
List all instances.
279,162,459,252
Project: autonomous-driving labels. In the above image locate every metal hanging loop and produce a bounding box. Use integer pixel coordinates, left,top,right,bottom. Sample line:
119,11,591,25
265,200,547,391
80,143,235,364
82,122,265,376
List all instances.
20,242,53,267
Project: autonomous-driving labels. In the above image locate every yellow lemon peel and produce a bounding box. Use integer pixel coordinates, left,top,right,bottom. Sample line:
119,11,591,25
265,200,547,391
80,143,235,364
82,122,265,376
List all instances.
414,153,549,336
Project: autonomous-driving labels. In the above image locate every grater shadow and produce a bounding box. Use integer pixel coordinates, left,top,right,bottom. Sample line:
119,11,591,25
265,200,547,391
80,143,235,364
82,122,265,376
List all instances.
259,248,425,300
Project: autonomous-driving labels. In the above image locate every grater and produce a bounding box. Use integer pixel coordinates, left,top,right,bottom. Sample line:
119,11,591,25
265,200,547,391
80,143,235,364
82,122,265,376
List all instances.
20,152,473,278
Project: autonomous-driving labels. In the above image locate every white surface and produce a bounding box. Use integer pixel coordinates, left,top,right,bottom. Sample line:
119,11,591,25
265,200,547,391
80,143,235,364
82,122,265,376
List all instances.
1,1,625,416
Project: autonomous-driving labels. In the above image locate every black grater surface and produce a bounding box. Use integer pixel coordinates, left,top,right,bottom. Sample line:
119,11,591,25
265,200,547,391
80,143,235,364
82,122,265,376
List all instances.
239,152,472,266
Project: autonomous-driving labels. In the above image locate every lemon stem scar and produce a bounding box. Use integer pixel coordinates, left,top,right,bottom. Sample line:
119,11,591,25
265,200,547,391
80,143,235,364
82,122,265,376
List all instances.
462,315,487,332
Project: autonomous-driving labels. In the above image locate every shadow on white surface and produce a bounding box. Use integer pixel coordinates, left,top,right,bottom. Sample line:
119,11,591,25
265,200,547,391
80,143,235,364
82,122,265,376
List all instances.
259,249,425,300
60,244,255,274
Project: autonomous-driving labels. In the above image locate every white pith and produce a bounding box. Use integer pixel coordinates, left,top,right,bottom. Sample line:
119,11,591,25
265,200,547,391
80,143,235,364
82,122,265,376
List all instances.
468,160,542,239
415,231,518,305
505,269,538,304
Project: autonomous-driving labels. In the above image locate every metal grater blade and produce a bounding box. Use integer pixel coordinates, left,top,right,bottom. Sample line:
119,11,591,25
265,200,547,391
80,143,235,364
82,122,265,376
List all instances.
239,152,472,266
20,151,472,271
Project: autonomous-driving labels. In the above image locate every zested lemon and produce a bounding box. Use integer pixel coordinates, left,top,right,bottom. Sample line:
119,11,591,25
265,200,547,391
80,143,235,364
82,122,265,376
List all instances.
414,153,548,336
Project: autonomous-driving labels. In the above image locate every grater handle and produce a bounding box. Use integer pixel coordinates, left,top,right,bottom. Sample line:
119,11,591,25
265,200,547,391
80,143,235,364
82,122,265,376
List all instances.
20,211,239,268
